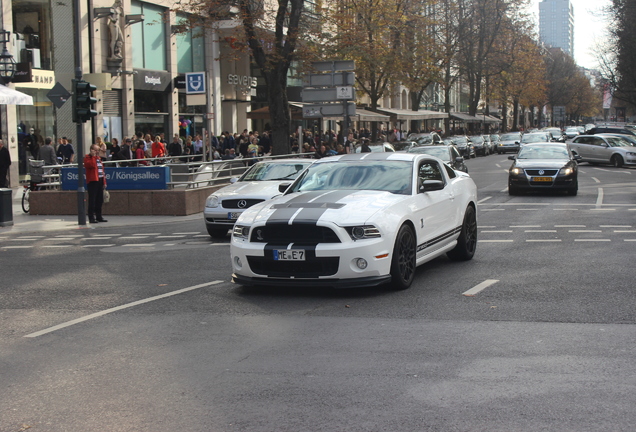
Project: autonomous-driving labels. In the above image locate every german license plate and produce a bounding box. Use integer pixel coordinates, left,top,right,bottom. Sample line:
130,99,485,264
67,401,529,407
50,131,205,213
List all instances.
274,249,305,261
228,212,240,220
532,177,552,182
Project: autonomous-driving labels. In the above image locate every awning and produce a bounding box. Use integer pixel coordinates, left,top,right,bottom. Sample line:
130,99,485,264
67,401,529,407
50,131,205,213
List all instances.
450,112,482,123
0,84,33,105
483,115,502,123
375,107,449,121
354,109,390,122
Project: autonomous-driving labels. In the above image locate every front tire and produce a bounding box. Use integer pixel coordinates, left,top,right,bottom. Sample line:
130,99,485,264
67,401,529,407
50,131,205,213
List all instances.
389,224,416,290
22,189,30,213
207,226,229,239
611,154,624,168
568,180,578,196
447,205,477,261
508,182,520,196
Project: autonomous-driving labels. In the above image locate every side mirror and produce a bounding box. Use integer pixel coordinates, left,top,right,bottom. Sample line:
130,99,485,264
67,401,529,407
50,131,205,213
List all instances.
230,177,239,184
278,182,292,193
455,156,464,164
508,155,516,160
573,155,582,161
419,179,445,192
515,141,520,145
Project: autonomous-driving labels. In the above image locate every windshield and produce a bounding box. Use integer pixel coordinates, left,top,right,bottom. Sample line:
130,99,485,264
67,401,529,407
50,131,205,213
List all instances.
407,146,449,159
290,160,413,195
500,133,521,141
470,136,484,144
517,145,570,160
521,134,549,143
240,161,312,181
451,137,468,145
606,137,633,147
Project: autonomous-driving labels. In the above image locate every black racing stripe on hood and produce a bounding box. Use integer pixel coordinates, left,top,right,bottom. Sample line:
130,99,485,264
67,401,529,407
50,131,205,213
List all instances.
266,190,356,225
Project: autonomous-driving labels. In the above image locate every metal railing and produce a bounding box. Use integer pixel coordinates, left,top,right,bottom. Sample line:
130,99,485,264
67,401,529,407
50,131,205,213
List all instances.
26,153,314,190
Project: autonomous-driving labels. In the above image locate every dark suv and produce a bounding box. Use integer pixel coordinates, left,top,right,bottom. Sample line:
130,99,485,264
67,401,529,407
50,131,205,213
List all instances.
588,127,636,136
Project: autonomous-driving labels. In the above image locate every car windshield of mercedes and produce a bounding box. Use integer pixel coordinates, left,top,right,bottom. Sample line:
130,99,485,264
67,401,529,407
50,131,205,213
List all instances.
289,160,413,195
516,144,570,160
240,161,312,181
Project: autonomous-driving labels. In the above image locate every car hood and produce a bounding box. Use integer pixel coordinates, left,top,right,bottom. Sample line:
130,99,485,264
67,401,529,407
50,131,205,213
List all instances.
238,189,408,225
513,159,571,169
214,181,288,200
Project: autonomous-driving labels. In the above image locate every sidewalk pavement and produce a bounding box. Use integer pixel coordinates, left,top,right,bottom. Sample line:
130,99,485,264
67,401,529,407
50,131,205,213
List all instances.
0,188,202,234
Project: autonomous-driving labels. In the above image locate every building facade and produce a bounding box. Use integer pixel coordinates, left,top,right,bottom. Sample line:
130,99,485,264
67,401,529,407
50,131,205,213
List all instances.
539,0,574,56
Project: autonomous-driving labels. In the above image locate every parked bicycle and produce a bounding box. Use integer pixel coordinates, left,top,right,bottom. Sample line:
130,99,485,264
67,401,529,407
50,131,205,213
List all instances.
21,160,45,213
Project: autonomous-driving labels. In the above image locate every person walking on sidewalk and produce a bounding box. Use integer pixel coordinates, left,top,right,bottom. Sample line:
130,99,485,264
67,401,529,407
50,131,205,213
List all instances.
84,144,108,224
0,139,11,188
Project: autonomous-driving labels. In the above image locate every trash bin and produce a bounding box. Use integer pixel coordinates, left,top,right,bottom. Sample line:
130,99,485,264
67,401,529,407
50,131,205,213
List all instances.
0,188,13,227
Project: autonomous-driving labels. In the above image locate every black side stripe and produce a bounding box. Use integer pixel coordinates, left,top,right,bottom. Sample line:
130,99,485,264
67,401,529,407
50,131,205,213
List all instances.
417,226,462,252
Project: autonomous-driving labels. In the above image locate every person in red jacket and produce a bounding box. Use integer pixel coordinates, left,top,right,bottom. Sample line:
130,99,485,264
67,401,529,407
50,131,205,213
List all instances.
151,135,166,162
83,144,108,223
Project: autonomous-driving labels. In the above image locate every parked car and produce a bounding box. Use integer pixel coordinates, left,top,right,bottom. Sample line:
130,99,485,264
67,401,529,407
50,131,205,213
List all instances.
469,135,489,156
230,153,478,290
569,134,636,168
407,132,444,146
496,132,522,154
203,159,313,238
450,136,476,158
407,144,468,172
544,127,565,142
508,143,580,195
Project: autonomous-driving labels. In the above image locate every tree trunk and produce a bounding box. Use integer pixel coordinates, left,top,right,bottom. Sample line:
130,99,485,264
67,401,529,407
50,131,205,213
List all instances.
267,71,291,155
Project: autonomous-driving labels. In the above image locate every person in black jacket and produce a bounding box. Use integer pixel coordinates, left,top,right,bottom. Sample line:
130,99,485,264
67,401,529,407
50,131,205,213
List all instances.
0,139,11,188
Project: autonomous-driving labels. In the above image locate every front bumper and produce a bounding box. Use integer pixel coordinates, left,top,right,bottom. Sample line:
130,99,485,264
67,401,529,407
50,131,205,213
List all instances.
232,273,392,289
509,174,576,190
497,144,519,153
204,208,243,227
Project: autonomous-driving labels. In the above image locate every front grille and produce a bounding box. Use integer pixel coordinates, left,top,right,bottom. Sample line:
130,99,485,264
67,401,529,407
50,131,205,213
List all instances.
250,223,341,243
247,256,339,277
525,169,558,176
222,199,264,209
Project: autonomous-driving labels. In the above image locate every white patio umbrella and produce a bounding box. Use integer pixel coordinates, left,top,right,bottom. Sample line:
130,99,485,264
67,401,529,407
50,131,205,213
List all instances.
0,83,33,105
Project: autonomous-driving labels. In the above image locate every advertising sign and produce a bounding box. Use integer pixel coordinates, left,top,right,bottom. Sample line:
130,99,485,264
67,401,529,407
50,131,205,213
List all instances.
61,166,170,190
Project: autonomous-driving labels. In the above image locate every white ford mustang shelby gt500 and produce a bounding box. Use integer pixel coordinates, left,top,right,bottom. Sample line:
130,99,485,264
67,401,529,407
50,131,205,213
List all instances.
230,153,478,289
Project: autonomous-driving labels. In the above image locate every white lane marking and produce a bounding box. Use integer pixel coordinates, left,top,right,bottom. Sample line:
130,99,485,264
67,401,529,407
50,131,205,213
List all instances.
134,233,160,236
517,208,539,211
24,280,224,338
574,239,611,242
94,234,121,236
495,164,501,168
173,232,201,235
591,177,601,183
500,187,508,193
629,209,636,211
463,279,499,297
42,245,72,248
82,244,115,248
554,208,578,211
122,243,156,247
555,225,585,228
614,230,636,233
477,196,492,204
589,208,615,211
625,239,636,242
526,239,562,242
82,237,113,240
10,238,38,241
481,230,513,233
164,244,176,246
44,238,75,241
120,236,148,239
569,230,602,233
17,236,45,238
194,234,210,237
2,246,34,249
54,234,83,238
596,188,603,208
481,208,505,211
511,225,541,228
525,230,557,233
478,240,514,243
156,235,186,239
480,226,497,228
185,241,210,245
601,225,632,228
211,243,231,246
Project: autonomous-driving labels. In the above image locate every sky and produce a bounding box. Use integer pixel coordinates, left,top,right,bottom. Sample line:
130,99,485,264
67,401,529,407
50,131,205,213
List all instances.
528,0,612,69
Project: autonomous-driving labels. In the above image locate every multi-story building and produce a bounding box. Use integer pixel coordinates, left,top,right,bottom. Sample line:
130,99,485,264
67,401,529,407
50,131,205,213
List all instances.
539,0,574,56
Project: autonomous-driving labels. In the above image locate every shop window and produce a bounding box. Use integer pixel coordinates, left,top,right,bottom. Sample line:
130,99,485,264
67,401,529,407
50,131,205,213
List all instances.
176,15,204,73
131,1,166,70
12,0,52,69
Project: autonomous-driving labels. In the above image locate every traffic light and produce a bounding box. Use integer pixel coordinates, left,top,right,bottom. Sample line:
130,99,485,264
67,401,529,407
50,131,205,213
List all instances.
72,79,97,123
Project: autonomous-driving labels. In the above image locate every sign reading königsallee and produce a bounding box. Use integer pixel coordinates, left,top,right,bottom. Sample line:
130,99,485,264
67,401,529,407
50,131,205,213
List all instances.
61,167,170,190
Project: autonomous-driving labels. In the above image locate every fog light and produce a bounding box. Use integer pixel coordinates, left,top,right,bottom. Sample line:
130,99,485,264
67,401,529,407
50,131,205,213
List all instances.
234,256,242,269
355,258,368,269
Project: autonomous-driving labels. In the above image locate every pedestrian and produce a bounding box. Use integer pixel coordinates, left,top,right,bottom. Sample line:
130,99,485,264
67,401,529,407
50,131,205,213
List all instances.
96,136,107,158
151,135,166,161
56,137,74,164
117,137,134,167
25,127,39,159
0,139,11,188
110,138,121,161
39,137,57,166
135,141,149,165
83,144,107,224
360,138,372,153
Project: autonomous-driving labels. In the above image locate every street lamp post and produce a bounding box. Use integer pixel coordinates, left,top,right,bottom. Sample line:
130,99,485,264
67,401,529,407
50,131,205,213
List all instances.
0,30,17,84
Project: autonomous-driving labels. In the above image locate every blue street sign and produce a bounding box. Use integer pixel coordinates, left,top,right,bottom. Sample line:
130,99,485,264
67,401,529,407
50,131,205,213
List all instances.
186,72,206,94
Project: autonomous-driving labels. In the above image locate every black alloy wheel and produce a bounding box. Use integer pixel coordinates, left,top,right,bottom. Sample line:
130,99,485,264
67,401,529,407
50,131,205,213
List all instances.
390,224,416,290
611,154,624,168
447,205,477,261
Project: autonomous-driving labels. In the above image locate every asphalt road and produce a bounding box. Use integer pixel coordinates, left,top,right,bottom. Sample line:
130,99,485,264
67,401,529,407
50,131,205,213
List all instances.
1,153,635,432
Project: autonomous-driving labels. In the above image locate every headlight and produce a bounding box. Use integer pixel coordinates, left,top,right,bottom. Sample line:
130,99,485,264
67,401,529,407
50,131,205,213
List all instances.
627,152,636,156
346,225,381,240
510,167,524,175
233,225,250,239
559,167,574,175
205,195,219,208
